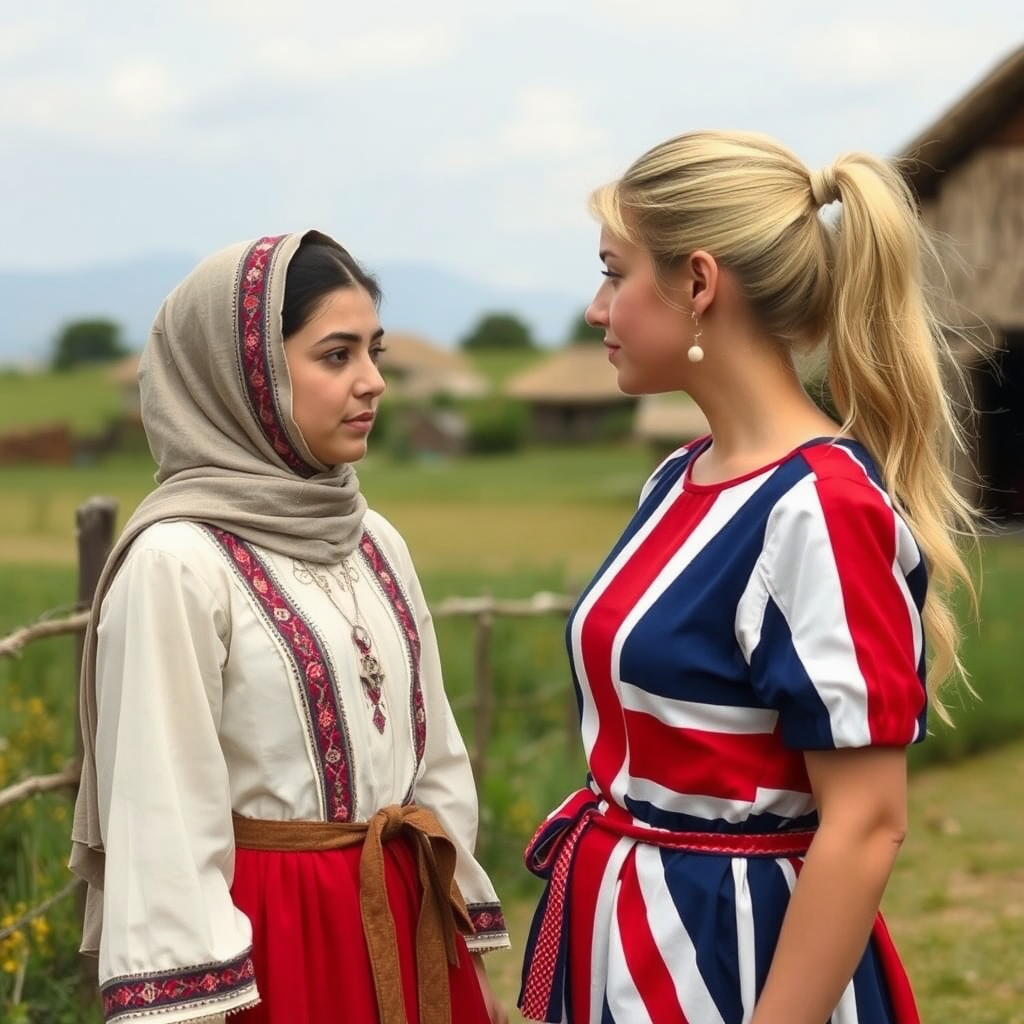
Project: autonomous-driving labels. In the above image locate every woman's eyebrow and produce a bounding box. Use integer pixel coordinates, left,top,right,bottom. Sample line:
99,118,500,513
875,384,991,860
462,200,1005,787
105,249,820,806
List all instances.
313,327,385,346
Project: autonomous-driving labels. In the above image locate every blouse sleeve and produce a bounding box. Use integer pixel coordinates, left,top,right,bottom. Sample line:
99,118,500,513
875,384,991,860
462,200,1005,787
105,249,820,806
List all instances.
93,540,259,1022
738,473,928,751
392,538,511,953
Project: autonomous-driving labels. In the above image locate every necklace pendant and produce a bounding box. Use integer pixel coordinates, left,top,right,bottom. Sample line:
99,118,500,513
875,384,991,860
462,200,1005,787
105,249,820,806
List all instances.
360,663,383,702
351,625,371,654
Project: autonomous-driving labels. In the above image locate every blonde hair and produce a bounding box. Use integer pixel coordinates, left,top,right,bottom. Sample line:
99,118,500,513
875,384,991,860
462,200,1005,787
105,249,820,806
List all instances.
592,130,976,711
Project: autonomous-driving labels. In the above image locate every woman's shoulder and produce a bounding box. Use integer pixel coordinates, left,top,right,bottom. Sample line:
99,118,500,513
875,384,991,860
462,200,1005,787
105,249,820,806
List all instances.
360,508,413,570
105,521,234,612
126,520,223,562
766,439,920,555
362,508,405,548
116,521,235,593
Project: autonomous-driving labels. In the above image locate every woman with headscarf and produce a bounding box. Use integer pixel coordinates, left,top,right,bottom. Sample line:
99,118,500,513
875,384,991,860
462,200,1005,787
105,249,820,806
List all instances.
69,231,510,1024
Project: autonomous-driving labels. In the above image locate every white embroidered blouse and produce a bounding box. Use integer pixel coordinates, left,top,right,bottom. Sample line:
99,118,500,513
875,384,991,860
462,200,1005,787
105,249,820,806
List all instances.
93,510,509,1022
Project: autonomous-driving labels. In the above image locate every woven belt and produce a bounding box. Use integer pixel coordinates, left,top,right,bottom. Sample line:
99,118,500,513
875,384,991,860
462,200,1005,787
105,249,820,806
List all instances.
518,788,816,1022
233,804,473,1024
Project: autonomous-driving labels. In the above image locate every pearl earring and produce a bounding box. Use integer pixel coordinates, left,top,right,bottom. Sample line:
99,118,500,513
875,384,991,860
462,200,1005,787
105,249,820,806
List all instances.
688,310,704,363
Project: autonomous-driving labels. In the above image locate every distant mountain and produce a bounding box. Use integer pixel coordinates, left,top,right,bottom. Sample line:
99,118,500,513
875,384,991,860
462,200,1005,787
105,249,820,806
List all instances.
0,256,584,366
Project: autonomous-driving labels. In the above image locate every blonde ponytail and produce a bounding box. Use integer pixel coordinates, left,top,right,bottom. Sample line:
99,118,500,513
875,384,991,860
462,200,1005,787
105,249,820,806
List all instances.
823,154,977,712
591,131,976,712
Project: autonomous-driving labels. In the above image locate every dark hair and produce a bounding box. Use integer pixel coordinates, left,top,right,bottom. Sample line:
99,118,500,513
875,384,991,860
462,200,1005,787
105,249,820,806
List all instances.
281,241,382,338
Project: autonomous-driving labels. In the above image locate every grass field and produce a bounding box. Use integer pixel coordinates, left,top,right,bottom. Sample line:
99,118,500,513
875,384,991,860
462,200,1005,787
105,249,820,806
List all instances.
0,446,646,573
0,367,124,436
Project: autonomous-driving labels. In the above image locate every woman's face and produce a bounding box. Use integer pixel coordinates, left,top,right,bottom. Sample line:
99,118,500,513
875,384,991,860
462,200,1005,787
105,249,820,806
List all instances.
585,226,690,395
283,285,386,466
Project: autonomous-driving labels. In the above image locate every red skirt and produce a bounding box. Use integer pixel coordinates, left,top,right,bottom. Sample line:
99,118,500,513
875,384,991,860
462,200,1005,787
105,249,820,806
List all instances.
230,839,489,1023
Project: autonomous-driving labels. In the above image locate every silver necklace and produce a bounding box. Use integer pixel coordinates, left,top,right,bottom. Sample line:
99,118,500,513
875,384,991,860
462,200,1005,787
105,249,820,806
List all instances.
293,558,387,734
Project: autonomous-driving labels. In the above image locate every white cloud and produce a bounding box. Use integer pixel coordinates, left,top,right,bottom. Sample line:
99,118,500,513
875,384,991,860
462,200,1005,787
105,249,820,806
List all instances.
592,0,742,28
0,60,188,147
0,21,60,63
107,63,184,119
792,21,1014,87
434,87,609,173
255,25,458,80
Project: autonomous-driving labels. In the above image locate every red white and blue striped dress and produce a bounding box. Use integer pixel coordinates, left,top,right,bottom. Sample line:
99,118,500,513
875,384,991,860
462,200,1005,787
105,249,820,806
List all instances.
520,435,925,1024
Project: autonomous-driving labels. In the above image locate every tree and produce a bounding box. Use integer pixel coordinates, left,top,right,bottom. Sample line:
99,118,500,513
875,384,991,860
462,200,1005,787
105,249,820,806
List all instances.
459,312,535,351
565,309,603,345
51,318,128,371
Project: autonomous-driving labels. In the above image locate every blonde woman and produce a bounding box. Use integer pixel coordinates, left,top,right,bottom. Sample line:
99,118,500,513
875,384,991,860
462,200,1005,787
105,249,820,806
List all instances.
519,132,974,1024
71,232,509,1024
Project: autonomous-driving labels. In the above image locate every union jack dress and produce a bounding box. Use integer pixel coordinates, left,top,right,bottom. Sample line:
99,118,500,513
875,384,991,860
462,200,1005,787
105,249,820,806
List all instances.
520,436,925,1024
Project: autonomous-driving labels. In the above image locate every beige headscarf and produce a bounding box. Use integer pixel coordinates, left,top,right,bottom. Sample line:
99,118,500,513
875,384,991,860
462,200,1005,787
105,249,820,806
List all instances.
69,229,368,953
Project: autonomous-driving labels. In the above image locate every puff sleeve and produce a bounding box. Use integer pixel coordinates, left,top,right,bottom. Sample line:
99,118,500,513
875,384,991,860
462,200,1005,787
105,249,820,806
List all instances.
737,472,928,751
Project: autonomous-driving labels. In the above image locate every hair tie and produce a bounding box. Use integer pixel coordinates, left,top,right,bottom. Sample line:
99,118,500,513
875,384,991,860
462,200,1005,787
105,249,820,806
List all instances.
810,166,839,206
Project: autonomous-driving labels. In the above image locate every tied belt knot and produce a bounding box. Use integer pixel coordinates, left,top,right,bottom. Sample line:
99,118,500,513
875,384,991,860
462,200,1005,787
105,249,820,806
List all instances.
518,788,817,1023
233,804,473,1024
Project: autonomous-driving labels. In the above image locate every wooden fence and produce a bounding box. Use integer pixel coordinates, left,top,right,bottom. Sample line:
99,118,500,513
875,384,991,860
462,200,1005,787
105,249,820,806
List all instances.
0,496,576,947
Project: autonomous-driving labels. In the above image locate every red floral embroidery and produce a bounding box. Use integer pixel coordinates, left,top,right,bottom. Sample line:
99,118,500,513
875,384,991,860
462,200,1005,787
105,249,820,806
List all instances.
236,235,316,478
359,531,426,763
468,902,508,938
208,528,354,821
101,949,255,1020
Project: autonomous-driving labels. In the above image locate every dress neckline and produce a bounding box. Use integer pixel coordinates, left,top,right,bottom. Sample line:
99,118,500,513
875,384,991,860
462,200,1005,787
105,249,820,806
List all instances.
682,435,842,493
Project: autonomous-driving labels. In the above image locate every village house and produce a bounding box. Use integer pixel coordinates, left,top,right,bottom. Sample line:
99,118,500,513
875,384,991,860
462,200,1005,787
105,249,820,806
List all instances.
633,393,709,456
898,44,1024,517
504,343,636,443
380,332,489,401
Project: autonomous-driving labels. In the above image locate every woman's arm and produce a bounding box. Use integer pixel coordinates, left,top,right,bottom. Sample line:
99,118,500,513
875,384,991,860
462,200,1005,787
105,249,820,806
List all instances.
750,746,908,1024
94,535,259,1022
471,954,510,1024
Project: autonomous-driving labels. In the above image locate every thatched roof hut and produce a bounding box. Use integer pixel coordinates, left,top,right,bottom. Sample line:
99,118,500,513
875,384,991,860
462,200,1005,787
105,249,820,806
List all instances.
504,344,635,443
633,393,709,455
896,44,1024,516
381,333,489,399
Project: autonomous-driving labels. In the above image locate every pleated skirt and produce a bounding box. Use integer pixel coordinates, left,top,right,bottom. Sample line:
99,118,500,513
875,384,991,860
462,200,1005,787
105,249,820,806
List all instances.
230,839,489,1023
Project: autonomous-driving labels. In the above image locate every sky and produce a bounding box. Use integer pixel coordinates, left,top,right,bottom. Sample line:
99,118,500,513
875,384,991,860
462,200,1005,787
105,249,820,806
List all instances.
2,0,1022,302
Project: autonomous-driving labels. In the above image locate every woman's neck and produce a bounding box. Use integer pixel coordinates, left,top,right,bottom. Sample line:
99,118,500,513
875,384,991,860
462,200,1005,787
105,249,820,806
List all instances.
684,334,839,486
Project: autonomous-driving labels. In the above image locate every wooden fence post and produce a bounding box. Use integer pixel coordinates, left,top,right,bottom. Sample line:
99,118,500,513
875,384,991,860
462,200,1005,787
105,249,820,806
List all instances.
471,611,494,791
73,496,116,997
73,497,117,772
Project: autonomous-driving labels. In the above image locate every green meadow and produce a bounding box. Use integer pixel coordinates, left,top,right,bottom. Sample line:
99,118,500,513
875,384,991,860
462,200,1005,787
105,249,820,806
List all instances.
1,370,1022,1020
0,367,124,436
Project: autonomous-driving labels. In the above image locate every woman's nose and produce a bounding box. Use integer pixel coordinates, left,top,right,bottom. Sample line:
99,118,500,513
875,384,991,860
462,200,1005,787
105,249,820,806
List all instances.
585,296,607,329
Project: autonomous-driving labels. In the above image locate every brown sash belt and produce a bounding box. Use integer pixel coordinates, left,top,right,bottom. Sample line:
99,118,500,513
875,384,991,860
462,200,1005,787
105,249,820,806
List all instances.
233,804,474,1024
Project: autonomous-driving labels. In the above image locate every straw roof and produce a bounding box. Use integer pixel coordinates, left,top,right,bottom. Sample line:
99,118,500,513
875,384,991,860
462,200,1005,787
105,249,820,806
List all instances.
633,393,709,443
504,344,629,403
898,44,1024,200
383,332,473,373
108,354,141,385
382,333,489,398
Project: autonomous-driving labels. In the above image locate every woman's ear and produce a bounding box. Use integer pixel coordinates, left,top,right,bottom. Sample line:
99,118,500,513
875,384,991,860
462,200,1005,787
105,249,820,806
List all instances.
687,250,719,317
